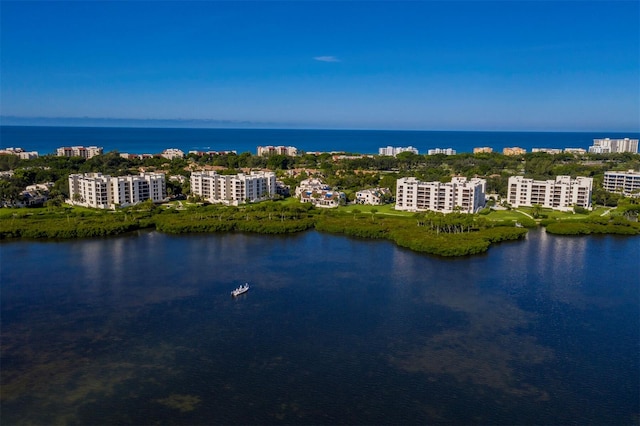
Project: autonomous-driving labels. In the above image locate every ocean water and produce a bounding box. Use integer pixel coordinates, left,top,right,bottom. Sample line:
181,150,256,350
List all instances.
2,125,638,156
1,229,638,425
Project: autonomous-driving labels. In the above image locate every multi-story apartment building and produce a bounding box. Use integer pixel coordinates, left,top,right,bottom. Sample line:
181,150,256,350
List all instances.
395,177,486,213
507,176,593,211
0,147,39,159
427,148,456,155
503,147,526,156
532,148,563,154
111,174,166,206
190,171,276,205
473,147,493,154
57,146,103,159
69,173,111,209
378,146,419,156
588,138,639,154
564,148,587,154
161,148,185,159
257,146,298,157
68,172,166,209
603,170,640,197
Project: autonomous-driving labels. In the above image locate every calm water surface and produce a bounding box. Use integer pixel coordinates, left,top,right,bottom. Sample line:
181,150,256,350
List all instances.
1,230,638,425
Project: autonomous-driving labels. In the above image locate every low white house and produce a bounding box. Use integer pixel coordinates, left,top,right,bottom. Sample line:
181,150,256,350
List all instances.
300,189,345,208
355,188,392,205
295,178,330,196
296,178,344,208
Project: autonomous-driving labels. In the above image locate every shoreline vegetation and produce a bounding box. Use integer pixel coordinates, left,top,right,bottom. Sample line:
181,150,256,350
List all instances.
2,201,638,257
1,148,639,255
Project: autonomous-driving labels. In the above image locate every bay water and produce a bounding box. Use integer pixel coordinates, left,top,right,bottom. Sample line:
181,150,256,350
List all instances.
1,229,638,424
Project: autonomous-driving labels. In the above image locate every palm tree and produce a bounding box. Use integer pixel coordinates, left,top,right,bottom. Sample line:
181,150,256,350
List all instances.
531,204,542,219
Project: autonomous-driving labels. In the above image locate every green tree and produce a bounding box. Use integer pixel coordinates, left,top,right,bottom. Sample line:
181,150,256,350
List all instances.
531,204,542,219
267,154,292,170
370,208,378,222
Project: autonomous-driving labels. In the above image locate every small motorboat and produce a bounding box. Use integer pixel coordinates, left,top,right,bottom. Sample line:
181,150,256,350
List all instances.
231,283,250,297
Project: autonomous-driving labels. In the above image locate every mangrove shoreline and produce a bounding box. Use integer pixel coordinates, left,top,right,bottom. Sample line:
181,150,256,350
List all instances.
2,202,638,257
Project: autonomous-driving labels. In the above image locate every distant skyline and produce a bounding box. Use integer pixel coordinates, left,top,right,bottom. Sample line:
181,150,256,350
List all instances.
1,1,639,132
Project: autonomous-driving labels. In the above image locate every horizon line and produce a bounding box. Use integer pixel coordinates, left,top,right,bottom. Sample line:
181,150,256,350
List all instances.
1,116,638,134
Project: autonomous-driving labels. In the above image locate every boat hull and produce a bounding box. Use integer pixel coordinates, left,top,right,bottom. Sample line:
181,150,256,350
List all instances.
231,284,250,297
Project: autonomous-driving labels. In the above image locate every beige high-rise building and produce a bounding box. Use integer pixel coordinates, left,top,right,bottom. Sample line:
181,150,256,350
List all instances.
257,146,298,156
473,147,493,154
57,146,103,159
502,147,526,156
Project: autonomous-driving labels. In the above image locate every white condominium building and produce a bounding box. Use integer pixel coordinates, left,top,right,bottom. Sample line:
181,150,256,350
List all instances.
379,146,419,156
257,146,298,156
111,173,166,206
564,148,587,154
588,138,639,154
69,173,111,209
603,170,640,197
68,172,166,209
507,175,593,211
427,148,456,155
0,147,39,159
395,176,486,213
57,146,103,159
532,148,563,154
190,171,276,205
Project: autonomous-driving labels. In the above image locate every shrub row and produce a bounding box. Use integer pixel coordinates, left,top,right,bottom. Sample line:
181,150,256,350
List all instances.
544,221,640,235
315,215,528,256
0,217,144,239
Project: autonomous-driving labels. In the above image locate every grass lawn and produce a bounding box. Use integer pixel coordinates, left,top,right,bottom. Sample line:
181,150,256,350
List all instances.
484,209,533,222
521,207,588,220
486,205,622,223
338,203,414,217
279,196,305,207
0,204,102,218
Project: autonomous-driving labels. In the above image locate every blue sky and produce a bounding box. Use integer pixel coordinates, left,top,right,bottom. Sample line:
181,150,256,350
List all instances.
1,1,638,131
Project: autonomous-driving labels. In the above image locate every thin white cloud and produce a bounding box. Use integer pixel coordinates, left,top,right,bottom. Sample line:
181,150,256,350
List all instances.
314,56,340,63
